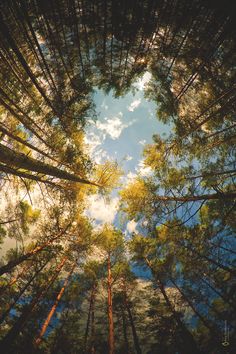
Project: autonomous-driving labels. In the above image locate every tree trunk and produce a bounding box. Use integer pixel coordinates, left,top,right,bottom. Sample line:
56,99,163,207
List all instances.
125,299,142,354
84,284,96,352
90,285,96,354
0,218,18,225
0,256,67,352
107,254,114,354
0,260,48,325
0,263,30,295
154,190,236,202
170,278,219,336
0,13,58,115
121,307,129,354
0,123,59,164
157,280,200,354
0,163,62,188
188,168,236,180
0,144,100,186
144,258,200,354
34,262,76,346
0,223,71,276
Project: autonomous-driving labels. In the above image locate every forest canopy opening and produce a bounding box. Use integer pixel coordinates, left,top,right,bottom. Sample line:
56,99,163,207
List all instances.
0,1,235,353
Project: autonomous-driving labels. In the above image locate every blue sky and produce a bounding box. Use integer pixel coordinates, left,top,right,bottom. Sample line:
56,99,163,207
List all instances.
85,72,170,233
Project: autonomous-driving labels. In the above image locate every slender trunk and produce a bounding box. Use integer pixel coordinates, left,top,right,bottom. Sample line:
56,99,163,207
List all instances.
0,123,60,164
0,263,31,294
144,258,200,354
157,280,200,354
84,284,96,351
205,123,236,140
200,276,236,310
90,285,96,354
0,218,18,225
188,168,236,180
125,299,142,354
0,144,100,186
0,163,62,188
0,95,50,149
0,223,71,276
209,241,236,256
0,257,67,352
154,190,236,203
0,260,48,324
195,85,236,123
170,278,218,335
121,307,129,354
34,263,76,346
0,13,57,116
204,134,236,152
166,16,196,78
187,244,235,276
107,254,114,354
194,97,236,136
0,86,45,135
19,1,59,92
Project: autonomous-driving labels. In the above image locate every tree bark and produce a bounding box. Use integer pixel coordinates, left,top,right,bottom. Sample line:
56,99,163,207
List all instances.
0,123,59,164
107,254,114,354
0,263,31,295
84,284,96,351
34,262,76,346
0,223,71,276
0,163,62,188
144,258,200,354
0,13,58,116
125,299,142,354
154,190,236,203
0,144,100,186
170,278,218,335
90,284,96,354
0,256,67,352
0,260,48,325
121,307,129,354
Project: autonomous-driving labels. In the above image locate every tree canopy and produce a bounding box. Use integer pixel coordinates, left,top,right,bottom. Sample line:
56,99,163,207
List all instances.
0,1,235,353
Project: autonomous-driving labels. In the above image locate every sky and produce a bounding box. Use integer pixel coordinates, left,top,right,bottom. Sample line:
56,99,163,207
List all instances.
85,72,170,235
0,72,171,256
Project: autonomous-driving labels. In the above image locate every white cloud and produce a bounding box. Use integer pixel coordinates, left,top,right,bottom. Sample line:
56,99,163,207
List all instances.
127,99,141,112
85,131,104,154
148,109,154,118
142,220,148,227
127,171,137,181
121,171,137,186
134,72,151,91
96,116,134,140
139,139,146,146
92,148,109,164
86,195,119,223
124,155,133,161
101,100,108,110
136,159,152,177
126,220,138,234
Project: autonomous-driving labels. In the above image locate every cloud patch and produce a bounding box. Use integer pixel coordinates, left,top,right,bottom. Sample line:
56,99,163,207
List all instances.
128,99,141,112
136,159,152,177
139,139,146,146
86,195,119,224
134,72,151,91
96,116,134,140
126,220,138,234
